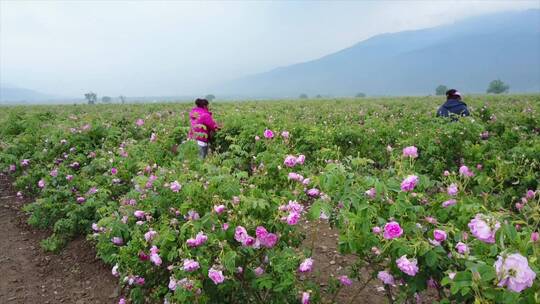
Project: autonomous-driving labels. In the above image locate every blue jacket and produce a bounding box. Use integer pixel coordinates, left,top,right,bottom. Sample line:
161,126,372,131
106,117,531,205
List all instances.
437,99,470,118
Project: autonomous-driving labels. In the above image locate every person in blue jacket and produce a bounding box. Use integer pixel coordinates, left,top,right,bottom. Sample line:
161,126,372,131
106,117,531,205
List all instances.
437,89,470,118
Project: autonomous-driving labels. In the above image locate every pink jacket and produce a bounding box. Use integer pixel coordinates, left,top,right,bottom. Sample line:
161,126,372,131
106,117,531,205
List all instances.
189,107,218,142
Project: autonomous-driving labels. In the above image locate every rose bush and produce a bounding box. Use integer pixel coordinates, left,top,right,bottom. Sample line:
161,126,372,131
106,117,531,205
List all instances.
1,95,539,303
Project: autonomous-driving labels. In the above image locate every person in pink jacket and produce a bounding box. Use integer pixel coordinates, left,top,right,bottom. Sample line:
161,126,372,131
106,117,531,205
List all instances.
189,98,219,158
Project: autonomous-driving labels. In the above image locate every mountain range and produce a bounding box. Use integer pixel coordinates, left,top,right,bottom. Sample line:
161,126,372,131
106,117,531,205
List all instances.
2,9,539,102
215,9,540,97
0,84,58,104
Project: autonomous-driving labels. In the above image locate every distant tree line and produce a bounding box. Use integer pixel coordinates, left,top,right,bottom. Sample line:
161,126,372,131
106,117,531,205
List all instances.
435,79,509,96
84,92,129,104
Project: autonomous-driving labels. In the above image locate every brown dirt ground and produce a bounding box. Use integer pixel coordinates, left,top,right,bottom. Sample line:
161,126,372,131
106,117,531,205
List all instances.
300,219,388,304
0,173,119,304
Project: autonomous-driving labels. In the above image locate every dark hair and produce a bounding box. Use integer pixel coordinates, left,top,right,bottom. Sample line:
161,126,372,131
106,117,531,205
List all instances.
445,89,460,99
195,98,209,108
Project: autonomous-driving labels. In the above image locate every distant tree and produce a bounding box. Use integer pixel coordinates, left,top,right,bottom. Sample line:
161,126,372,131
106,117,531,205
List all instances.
119,95,126,104
487,79,509,94
299,93,308,99
84,92,97,105
102,96,112,103
205,94,216,101
315,94,322,98
435,85,448,96
355,92,366,98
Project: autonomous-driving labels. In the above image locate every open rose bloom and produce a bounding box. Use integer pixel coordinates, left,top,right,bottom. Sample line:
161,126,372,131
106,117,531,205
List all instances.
468,214,500,244
401,175,419,192
396,255,419,276
494,253,536,292
402,146,418,158
383,221,403,239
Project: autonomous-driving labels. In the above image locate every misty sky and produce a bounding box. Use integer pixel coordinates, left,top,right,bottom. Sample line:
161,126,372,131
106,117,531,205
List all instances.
1,0,538,97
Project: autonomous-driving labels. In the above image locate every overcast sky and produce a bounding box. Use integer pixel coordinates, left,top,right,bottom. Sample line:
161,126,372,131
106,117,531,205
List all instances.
1,0,538,97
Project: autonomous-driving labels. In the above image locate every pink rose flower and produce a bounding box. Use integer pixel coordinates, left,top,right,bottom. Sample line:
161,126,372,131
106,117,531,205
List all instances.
168,277,178,291
263,129,274,139
531,232,539,242
442,199,457,208
494,253,536,292
283,155,297,167
286,211,301,225
396,255,419,276
76,197,86,204
365,187,376,199
383,221,403,239
377,270,395,285
447,183,458,196
306,188,320,198
135,118,144,126
372,226,382,234
38,179,46,188
288,172,304,182
50,169,58,177
187,231,207,247
139,251,149,261
255,226,279,248
144,229,157,242
400,175,419,192
185,210,200,221
66,175,73,181
170,181,181,192
111,167,118,175
281,131,290,138
433,229,447,242
443,170,450,176
298,258,314,273
468,214,500,244
455,242,469,254
214,204,226,214
301,292,310,304
111,237,123,245
208,267,225,284
254,266,264,277
149,246,162,266
234,226,251,246
402,146,418,158
183,259,200,272
134,210,145,218
459,165,474,177
525,190,536,200
254,135,260,141
296,154,306,165
480,131,489,140
339,275,353,286
150,133,157,142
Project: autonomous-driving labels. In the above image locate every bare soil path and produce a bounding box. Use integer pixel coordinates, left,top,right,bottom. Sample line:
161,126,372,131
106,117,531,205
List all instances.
0,173,118,304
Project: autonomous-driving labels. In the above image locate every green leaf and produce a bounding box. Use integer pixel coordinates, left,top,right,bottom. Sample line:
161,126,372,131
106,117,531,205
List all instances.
223,251,237,273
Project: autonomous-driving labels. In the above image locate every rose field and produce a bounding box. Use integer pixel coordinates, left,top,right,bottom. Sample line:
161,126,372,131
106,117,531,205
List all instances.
0,95,539,304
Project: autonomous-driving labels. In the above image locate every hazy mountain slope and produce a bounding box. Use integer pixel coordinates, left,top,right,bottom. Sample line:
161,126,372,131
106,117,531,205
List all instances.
216,9,540,97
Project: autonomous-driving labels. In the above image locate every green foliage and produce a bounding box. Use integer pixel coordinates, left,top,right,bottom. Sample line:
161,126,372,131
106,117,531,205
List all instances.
435,85,448,96
487,79,510,94
1,95,539,303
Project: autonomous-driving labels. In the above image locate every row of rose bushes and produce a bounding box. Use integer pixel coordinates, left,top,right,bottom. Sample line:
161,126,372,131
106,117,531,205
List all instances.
0,95,539,303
